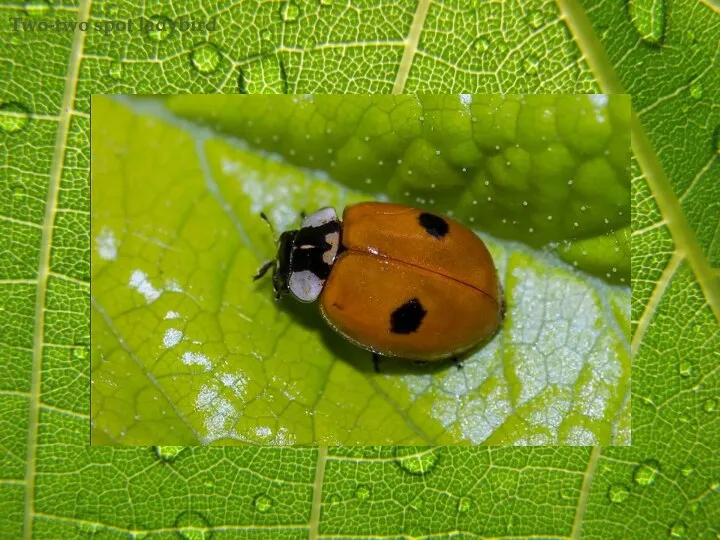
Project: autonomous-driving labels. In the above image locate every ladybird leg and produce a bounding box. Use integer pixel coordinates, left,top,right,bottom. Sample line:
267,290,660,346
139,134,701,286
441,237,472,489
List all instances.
372,352,381,373
253,260,274,281
452,356,463,370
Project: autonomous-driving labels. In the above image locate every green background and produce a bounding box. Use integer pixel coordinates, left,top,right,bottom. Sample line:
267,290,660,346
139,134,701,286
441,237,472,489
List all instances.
2,0,720,538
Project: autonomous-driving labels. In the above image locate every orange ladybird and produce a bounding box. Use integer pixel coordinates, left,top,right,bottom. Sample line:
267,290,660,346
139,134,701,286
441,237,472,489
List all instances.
254,202,504,371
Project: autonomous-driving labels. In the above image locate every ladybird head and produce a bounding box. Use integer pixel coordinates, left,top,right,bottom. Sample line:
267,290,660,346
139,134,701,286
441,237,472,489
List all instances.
253,208,341,302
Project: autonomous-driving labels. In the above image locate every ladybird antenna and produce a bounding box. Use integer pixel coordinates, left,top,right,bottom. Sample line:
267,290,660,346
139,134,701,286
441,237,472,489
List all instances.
259,212,275,236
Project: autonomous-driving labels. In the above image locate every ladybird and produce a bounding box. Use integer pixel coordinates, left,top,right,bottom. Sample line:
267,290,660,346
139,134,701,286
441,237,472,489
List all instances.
254,202,504,371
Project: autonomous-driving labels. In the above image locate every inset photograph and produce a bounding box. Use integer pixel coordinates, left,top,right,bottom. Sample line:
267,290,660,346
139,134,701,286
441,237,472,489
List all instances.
91,94,630,445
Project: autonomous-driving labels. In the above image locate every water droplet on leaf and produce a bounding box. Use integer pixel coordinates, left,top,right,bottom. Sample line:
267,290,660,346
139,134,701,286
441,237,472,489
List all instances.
154,446,186,462
690,79,703,100
628,0,665,44
191,43,221,74
394,447,442,475
523,54,540,74
457,496,472,512
240,55,287,94
280,1,299,22
475,38,489,53
669,521,687,537
108,61,123,80
72,347,88,359
527,10,544,29
175,510,211,540
608,483,630,503
679,361,692,377
0,102,30,134
145,15,173,41
703,398,717,412
24,0,51,17
634,459,660,486
253,494,274,513
355,485,370,501
12,184,26,201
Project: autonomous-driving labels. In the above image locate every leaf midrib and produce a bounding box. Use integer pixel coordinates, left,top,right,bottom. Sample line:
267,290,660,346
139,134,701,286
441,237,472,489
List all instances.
393,0,431,93
556,0,720,326
23,0,92,537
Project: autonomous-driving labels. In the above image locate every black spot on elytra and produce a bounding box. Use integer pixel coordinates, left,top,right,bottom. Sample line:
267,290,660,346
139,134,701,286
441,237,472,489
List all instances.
390,298,427,334
418,212,448,239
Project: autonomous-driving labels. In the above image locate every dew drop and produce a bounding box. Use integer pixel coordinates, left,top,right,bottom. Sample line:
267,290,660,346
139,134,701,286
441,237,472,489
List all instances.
253,494,274,513
260,28,272,41
669,521,687,538
608,483,630,503
526,10,544,29
633,459,660,486
681,465,694,477
457,496,472,512
394,447,442,476
154,446,186,462
326,493,341,504
0,102,31,134
355,485,371,501
628,0,665,44
678,361,692,377
12,184,26,201
108,61,123,80
475,38,489,53
191,43,221,74
703,398,717,412
280,1,300,22
72,346,88,360
175,510,211,540
24,0,51,17
145,15,173,41
240,55,287,94
523,55,539,74
689,78,704,100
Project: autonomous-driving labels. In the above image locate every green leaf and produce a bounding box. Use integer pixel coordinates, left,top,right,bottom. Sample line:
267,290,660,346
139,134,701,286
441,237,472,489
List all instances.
90,94,630,446
1,0,719,539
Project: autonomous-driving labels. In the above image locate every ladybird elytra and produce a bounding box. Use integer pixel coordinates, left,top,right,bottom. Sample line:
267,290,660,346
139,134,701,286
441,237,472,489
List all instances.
254,202,503,364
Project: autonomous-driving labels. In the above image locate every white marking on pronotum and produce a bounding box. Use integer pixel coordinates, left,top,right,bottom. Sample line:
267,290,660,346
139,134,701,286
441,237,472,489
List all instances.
302,207,337,228
96,227,117,261
323,232,339,264
129,270,161,303
289,270,324,302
